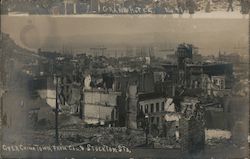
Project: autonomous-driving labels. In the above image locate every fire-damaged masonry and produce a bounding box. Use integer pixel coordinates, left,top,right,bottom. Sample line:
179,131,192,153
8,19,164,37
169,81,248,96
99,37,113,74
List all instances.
0,15,249,158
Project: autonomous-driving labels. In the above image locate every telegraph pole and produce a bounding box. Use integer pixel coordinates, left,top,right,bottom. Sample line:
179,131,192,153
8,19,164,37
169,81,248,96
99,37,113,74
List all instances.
91,0,93,13
79,85,84,119
145,114,149,145
55,75,59,145
0,50,4,123
0,32,6,158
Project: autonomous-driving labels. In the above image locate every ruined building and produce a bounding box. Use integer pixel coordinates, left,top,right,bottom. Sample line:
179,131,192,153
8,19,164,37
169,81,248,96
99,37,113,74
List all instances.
162,43,234,96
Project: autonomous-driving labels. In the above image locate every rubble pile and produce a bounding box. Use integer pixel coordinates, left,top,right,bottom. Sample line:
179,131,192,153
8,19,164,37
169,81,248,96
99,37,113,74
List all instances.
59,127,146,147
206,138,231,146
196,0,241,12
152,137,180,149
3,129,55,145
55,126,180,148
1,0,243,15
205,129,232,146
29,132,55,145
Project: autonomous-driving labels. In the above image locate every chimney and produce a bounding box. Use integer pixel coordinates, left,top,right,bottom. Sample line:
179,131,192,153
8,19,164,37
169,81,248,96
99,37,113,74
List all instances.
126,85,138,129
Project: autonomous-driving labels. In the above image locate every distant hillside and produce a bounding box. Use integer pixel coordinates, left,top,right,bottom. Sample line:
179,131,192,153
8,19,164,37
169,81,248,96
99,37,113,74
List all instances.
1,32,40,61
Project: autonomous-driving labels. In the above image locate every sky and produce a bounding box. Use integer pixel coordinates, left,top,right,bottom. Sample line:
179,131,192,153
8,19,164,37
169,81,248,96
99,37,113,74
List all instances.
1,15,248,57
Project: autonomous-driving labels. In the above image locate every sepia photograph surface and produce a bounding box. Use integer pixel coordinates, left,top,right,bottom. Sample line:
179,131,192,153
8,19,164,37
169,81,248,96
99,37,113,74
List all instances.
0,0,249,158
